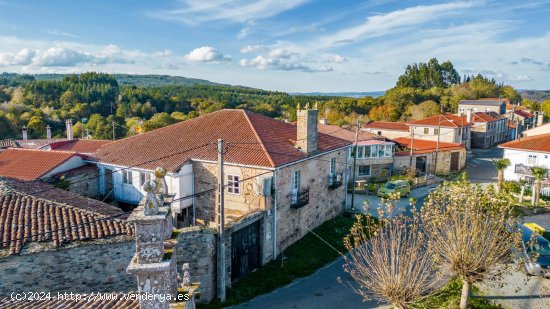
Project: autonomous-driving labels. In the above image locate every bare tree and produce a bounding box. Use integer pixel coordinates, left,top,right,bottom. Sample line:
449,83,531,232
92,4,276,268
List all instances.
421,177,522,309
343,199,440,309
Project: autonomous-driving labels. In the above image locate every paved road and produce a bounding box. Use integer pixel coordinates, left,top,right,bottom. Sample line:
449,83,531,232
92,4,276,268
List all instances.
465,147,503,185
479,267,550,309
232,257,390,309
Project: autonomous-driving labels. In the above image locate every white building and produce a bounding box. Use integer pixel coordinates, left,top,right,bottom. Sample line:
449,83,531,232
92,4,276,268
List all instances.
499,134,550,181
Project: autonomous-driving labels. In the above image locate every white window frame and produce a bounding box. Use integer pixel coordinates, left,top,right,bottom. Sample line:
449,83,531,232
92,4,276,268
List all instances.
329,158,336,174
423,128,429,135
122,170,133,185
384,144,392,157
370,145,378,158
358,165,371,176
527,155,538,166
139,172,151,186
227,174,241,194
357,146,365,159
292,170,301,191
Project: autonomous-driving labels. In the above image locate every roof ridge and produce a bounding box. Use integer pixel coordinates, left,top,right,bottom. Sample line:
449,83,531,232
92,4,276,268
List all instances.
4,148,78,155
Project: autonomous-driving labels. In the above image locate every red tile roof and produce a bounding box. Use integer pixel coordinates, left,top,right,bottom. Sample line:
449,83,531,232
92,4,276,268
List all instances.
363,121,409,131
49,139,112,153
96,109,351,171
15,139,66,149
407,114,472,128
0,179,133,255
506,103,527,111
499,133,550,153
317,123,374,142
0,149,80,181
514,109,534,118
471,112,498,123
393,137,465,155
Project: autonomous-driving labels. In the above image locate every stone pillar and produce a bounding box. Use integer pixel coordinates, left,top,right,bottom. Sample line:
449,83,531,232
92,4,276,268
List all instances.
296,103,318,154
65,119,74,140
127,178,178,309
46,125,52,140
22,126,28,141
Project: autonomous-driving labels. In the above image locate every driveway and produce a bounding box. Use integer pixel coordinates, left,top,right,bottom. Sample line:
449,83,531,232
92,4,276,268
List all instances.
232,257,390,309
466,147,503,185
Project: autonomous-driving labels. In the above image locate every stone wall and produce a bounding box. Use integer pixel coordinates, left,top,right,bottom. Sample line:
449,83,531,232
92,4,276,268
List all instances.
175,226,217,303
59,164,100,198
393,148,467,175
0,236,134,296
275,149,347,252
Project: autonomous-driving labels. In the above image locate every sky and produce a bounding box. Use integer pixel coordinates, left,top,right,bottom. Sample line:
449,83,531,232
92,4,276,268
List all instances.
0,0,549,92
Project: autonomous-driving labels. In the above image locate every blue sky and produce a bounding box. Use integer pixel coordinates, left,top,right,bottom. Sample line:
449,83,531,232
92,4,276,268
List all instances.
1,0,549,92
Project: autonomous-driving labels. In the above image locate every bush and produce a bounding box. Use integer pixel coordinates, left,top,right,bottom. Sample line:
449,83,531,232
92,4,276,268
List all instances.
501,181,521,194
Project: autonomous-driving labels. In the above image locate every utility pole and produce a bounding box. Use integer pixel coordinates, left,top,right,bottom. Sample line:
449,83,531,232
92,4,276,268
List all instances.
216,139,226,302
350,116,362,211
409,128,415,168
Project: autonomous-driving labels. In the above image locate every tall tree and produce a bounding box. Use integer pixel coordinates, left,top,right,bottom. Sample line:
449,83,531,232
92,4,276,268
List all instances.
421,176,521,309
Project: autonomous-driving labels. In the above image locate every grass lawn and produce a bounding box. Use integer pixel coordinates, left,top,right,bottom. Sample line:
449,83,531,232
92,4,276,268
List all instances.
414,278,502,309
199,214,356,309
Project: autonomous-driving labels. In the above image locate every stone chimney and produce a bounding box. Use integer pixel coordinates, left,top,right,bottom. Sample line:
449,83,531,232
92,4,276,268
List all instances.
319,118,328,125
46,125,52,140
296,103,318,154
65,119,74,140
21,126,28,141
466,108,472,123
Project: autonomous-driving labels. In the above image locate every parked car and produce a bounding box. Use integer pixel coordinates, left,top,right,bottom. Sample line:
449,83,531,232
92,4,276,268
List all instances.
519,224,550,277
377,180,411,198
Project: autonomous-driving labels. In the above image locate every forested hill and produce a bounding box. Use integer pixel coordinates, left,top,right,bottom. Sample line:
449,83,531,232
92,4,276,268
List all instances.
1,72,221,87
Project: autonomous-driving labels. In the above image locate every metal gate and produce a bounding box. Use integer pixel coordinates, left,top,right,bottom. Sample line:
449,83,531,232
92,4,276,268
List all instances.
231,220,261,281
450,152,460,172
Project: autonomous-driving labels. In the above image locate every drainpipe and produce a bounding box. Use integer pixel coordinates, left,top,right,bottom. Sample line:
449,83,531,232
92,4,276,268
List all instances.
272,169,278,260
344,147,350,209
192,172,196,226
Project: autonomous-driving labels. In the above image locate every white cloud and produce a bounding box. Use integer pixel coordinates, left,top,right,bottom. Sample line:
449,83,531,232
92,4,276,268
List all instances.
240,48,332,72
326,54,346,63
148,0,310,25
240,44,266,53
46,30,79,39
184,46,231,63
237,27,252,39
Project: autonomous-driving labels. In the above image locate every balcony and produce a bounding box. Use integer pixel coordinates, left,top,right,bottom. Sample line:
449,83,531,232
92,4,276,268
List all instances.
327,173,343,189
290,188,309,209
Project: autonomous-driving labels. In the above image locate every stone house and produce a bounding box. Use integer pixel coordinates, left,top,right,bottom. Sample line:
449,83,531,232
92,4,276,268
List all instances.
392,137,466,175
362,121,410,139
469,112,508,148
94,108,351,300
0,179,135,296
317,122,394,182
407,114,472,149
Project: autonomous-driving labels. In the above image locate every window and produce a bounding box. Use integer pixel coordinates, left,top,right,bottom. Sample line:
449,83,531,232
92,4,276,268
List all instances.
122,170,133,185
528,155,538,165
140,172,151,186
358,165,371,176
378,145,385,157
292,170,301,191
459,107,465,113
370,145,378,158
384,144,393,157
349,147,355,158
357,146,365,159
329,158,336,174
434,128,440,135
365,145,371,157
227,175,240,194
423,128,429,134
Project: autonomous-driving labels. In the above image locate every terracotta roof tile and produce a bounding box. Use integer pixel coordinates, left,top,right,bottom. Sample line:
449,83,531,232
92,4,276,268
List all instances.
363,121,409,131
96,109,351,171
407,114,471,128
0,149,80,181
317,123,374,142
15,139,66,149
514,109,534,118
0,179,133,255
393,137,465,155
471,112,498,123
499,133,550,153
506,103,527,111
49,139,112,154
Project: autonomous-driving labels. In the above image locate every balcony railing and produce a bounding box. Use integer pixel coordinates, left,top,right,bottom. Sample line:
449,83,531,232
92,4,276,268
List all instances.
290,188,309,209
327,173,343,189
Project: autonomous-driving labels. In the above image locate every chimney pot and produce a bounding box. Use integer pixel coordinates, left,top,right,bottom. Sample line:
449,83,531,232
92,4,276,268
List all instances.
22,126,28,141
466,109,472,123
296,105,318,154
65,120,74,140
46,125,52,140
